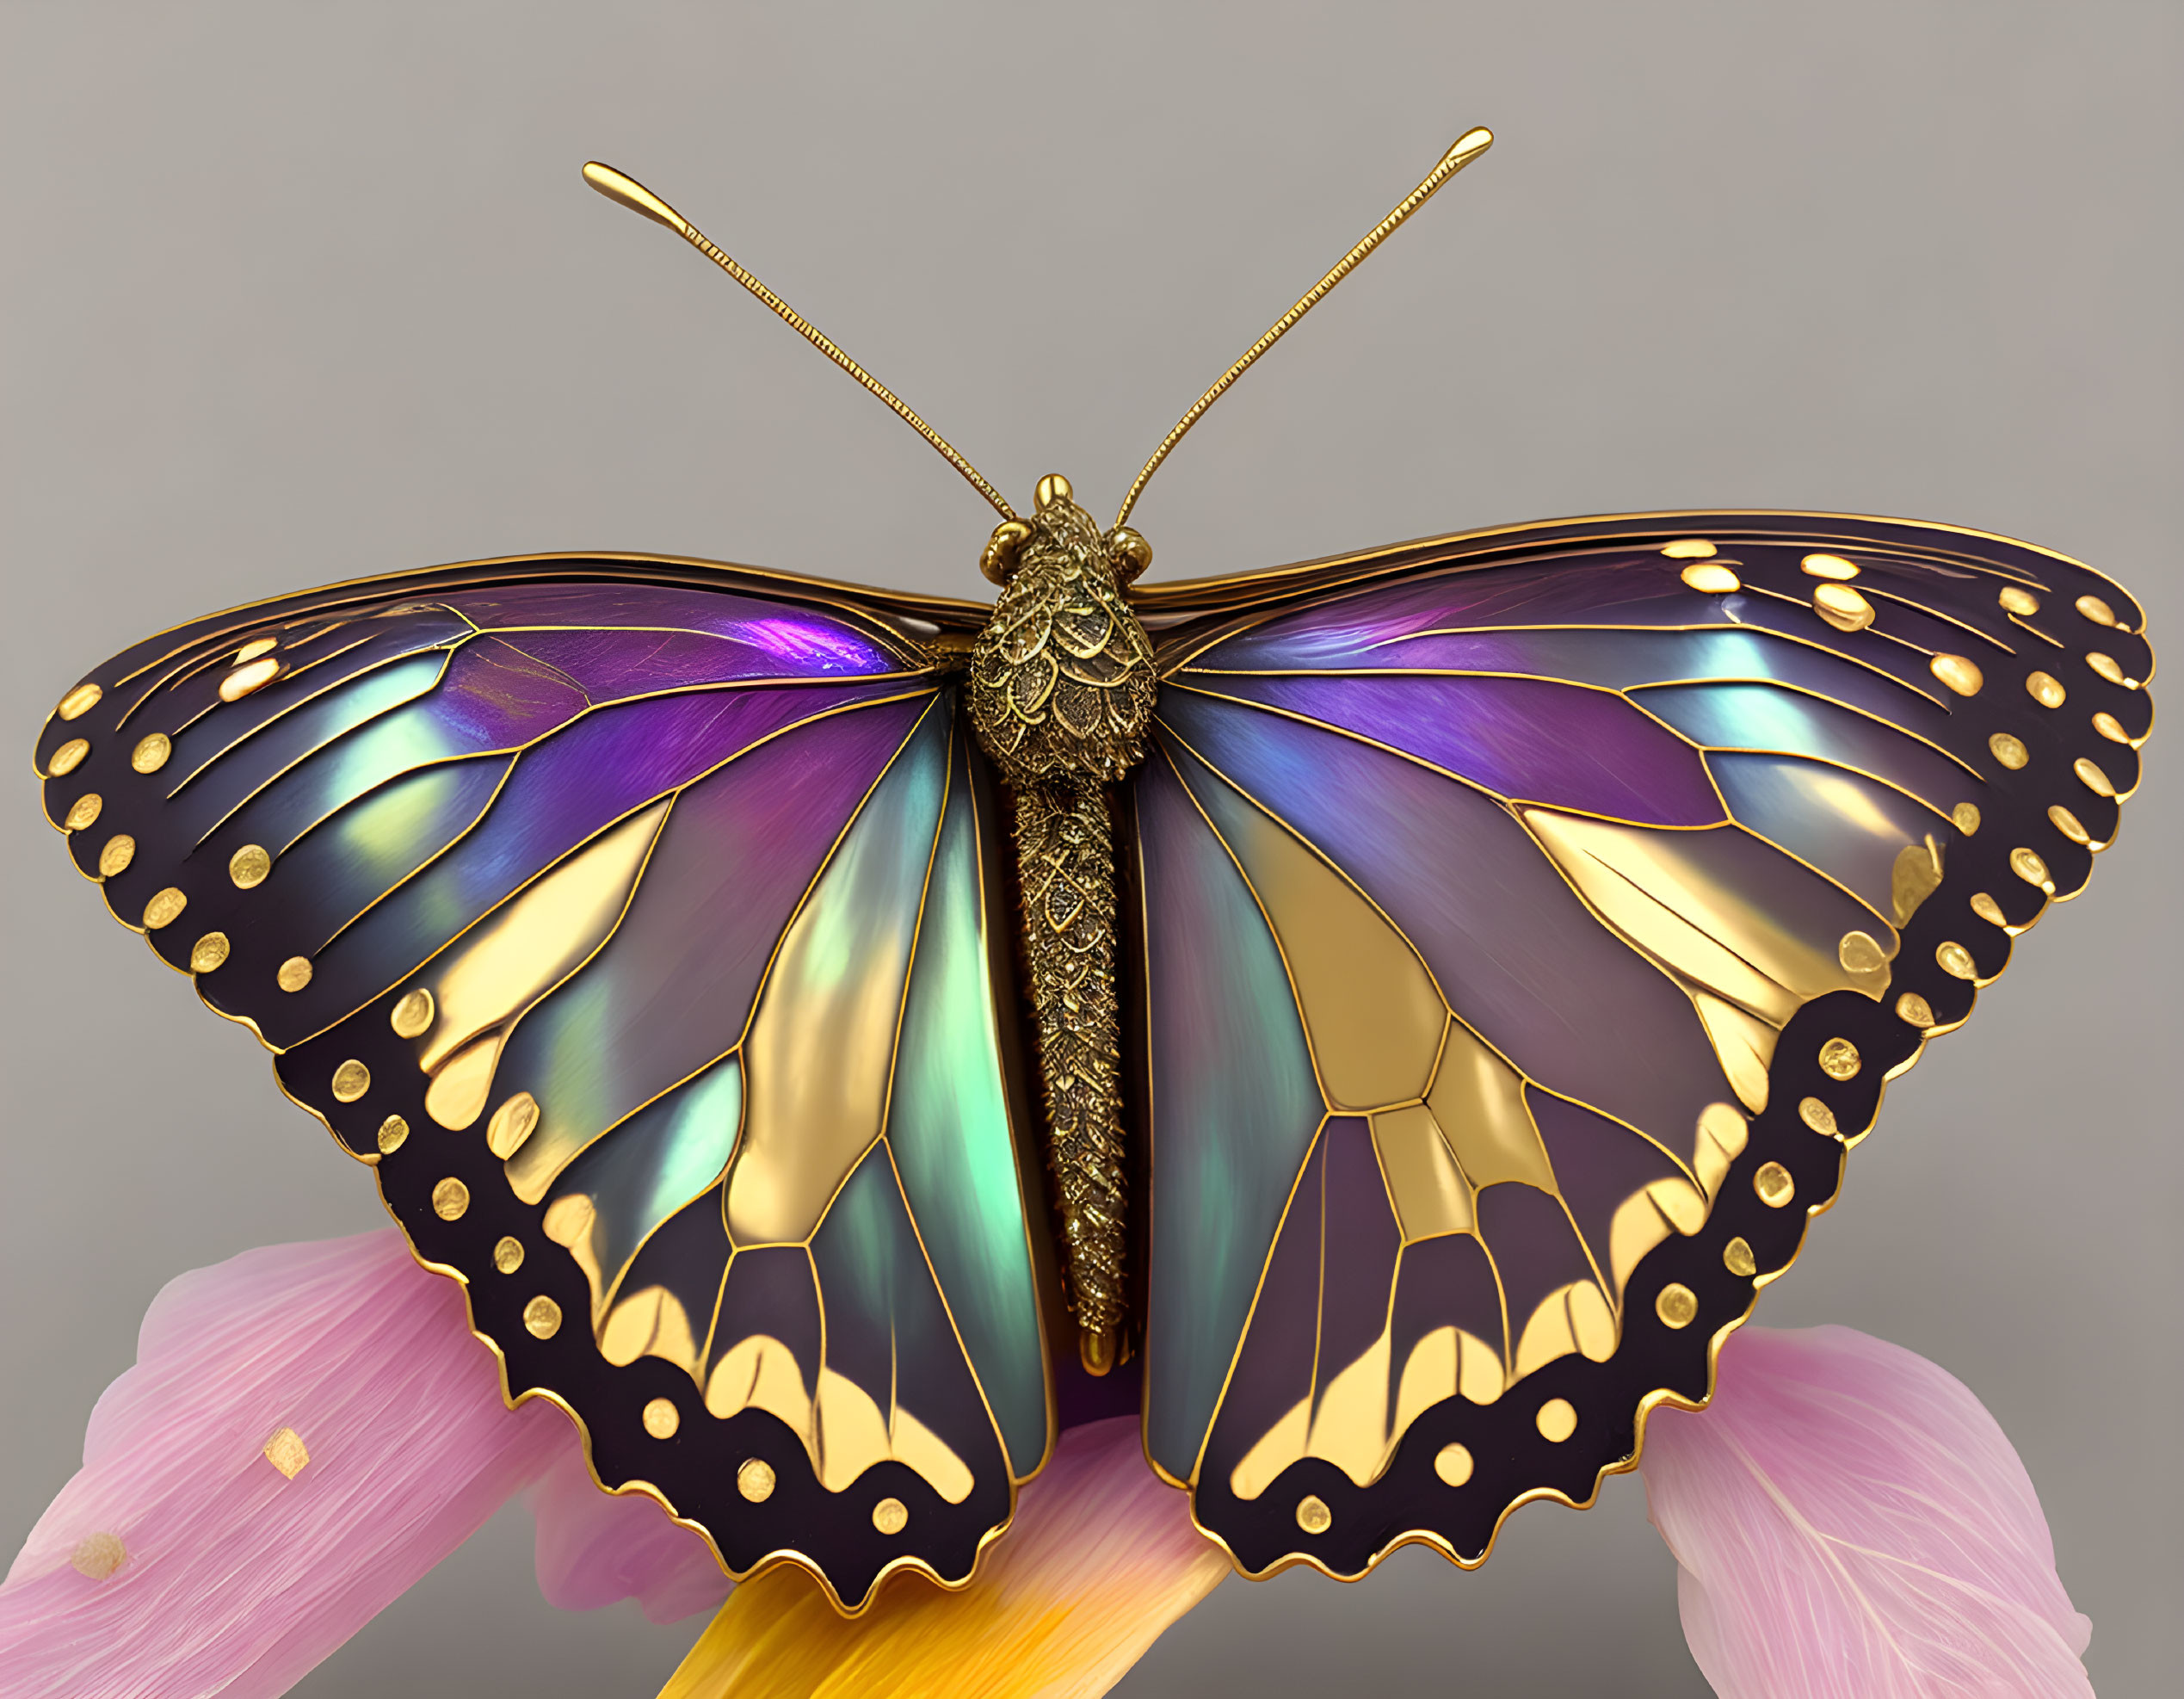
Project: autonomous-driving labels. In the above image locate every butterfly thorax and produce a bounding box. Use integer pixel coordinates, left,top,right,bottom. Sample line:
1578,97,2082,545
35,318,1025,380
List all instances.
966,477,1155,1374
966,483,1157,785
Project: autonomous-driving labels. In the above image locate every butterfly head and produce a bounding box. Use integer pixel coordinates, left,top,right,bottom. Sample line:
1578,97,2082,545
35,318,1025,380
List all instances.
967,474,1158,786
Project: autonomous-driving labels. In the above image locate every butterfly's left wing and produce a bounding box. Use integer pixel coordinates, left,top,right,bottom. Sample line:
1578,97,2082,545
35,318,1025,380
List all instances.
34,556,1055,1609
1126,510,2151,1578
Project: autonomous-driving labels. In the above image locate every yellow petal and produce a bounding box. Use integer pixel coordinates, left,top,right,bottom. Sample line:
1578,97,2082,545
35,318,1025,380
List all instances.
657,1417,1226,1699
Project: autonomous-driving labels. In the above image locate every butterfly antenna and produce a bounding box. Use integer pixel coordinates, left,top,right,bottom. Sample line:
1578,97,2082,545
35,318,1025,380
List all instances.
584,162,1020,522
1111,127,1494,534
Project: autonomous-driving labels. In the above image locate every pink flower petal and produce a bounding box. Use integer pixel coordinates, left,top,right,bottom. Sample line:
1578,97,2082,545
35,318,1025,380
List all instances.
1,1230,573,1698
1642,1325,2093,1698
527,1441,731,1623
657,1414,1228,1698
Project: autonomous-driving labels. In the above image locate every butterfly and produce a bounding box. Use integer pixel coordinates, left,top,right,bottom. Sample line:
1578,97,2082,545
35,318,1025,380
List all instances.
32,130,2154,1612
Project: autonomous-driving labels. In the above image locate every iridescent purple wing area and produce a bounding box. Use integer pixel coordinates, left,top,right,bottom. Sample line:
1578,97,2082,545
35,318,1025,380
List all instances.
34,557,1055,1609
1127,512,2152,1579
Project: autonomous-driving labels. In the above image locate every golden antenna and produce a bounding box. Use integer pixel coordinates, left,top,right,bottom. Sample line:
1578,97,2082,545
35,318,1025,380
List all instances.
1112,127,1495,533
583,162,1019,522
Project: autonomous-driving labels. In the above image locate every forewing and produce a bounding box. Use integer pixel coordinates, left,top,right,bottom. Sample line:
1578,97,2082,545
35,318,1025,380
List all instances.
1128,512,2150,1578
34,557,1053,1609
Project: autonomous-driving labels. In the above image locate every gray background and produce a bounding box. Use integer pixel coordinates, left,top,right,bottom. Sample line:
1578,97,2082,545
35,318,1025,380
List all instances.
3,2,2175,1694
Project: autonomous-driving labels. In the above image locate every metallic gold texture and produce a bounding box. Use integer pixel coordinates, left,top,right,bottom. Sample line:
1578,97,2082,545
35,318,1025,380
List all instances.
968,489,1158,1356
431,1177,469,1220
872,1498,910,1535
377,1115,410,1154
63,794,101,831
491,1235,523,1273
390,988,435,1038
1661,539,1716,559
1753,1162,1794,1207
330,1060,371,1103
229,844,271,888
262,1427,311,1479
643,1398,681,1439
130,732,170,773
1655,1284,1698,1328
1723,1237,1757,1277
142,888,186,930
523,1295,563,1339
277,956,312,992
46,738,88,776
1295,1495,1333,1535
1930,654,1983,696
70,1533,126,1580
57,683,102,720
1680,563,1741,593
1434,1444,1474,1486
98,835,134,877
737,1459,776,1504
190,933,230,973
1535,1399,1577,1442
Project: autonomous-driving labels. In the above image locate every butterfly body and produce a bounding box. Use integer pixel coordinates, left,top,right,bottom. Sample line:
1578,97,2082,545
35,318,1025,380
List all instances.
968,475,1158,1369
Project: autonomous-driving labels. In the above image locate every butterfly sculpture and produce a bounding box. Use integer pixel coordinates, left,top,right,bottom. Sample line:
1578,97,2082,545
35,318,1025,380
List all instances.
32,129,2153,1615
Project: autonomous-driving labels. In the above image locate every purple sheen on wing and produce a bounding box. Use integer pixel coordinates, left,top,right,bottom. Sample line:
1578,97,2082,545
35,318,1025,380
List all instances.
1186,675,1720,826
1190,626,1956,740
1138,748,1326,1482
1197,553,1718,670
706,1243,824,1386
1387,1231,1508,1379
1472,1182,1600,1340
1710,753,1951,920
443,584,901,676
481,626,903,700
258,683,922,1045
1315,1119,1405,1377
1153,699,1724,1149
494,698,929,1191
1632,683,1973,818
1524,1088,1688,1292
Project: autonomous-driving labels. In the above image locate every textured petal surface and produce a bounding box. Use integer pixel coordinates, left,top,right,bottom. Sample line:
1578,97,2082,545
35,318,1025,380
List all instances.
1642,1325,2093,1699
0,1230,571,1698
657,1416,1228,1699
525,1443,731,1623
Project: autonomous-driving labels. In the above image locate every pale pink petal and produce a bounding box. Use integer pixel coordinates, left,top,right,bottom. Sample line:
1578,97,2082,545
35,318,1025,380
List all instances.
657,1414,1228,1699
1,1230,571,1698
1642,1324,2093,1698
527,1440,731,1623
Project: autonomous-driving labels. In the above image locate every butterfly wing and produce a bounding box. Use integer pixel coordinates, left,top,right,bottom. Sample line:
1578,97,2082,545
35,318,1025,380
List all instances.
34,555,1055,1609
1126,511,2151,1577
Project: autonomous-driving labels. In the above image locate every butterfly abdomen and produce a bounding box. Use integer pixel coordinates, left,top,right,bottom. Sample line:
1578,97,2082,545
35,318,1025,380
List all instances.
967,480,1156,1372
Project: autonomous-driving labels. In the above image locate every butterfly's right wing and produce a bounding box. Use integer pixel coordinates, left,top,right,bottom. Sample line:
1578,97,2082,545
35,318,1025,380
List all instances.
34,556,1056,1609
1123,510,2150,1579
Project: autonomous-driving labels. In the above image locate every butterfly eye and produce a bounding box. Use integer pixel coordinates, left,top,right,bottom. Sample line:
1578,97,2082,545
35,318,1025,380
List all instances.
1109,526,1154,584
980,518,1033,584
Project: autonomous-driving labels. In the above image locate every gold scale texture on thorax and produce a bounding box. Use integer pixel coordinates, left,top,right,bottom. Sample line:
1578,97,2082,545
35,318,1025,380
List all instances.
967,491,1157,1356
